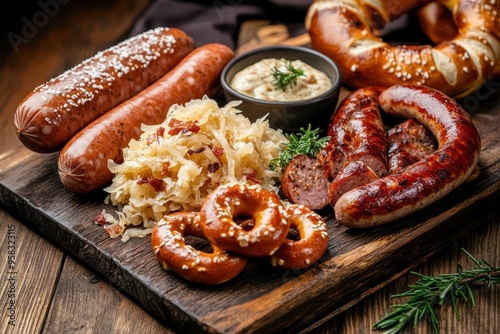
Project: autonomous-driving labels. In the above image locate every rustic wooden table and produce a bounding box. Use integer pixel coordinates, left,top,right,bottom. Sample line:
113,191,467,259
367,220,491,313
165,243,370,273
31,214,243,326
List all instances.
1,1,498,333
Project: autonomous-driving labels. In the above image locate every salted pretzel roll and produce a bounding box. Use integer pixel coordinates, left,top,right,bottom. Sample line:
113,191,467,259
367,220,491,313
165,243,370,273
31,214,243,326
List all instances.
151,212,247,285
305,0,500,98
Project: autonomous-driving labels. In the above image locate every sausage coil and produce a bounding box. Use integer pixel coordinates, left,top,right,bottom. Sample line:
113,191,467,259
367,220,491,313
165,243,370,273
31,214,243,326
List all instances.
334,85,481,228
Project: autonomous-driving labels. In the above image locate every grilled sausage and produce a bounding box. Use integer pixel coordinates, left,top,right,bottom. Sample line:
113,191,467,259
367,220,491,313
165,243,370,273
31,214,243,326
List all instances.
281,154,329,210
318,86,388,180
58,43,235,194
334,85,481,228
387,119,437,174
14,27,194,153
328,160,378,207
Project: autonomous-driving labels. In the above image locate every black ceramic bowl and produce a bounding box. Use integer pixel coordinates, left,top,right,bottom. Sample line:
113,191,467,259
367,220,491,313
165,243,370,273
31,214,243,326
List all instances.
220,45,341,133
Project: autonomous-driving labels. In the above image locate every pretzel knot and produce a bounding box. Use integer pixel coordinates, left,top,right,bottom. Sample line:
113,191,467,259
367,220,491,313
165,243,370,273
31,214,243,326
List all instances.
305,0,500,98
151,212,247,285
153,183,331,284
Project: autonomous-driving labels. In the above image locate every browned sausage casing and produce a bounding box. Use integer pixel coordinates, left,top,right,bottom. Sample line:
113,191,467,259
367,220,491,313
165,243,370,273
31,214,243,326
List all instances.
318,86,388,180
335,85,481,228
14,27,194,153
387,119,437,174
58,43,235,194
328,160,378,207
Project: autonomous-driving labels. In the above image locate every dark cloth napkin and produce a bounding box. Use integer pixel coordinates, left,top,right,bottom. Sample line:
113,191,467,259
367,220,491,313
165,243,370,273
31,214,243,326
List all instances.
130,0,429,49
129,0,313,48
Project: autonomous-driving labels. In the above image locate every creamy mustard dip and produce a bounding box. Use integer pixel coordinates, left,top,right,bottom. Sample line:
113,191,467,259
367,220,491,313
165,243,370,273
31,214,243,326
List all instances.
230,58,332,101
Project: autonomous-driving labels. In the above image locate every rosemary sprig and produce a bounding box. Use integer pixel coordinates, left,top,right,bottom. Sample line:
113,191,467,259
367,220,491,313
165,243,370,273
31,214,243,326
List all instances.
271,60,305,91
269,124,330,171
373,249,500,334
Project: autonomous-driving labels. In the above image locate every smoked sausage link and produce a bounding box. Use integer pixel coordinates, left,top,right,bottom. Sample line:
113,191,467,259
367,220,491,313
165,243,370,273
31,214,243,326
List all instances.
387,119,437,174
58,43,235,194
334,85,481,228
14,27,194,153
328,160,378,207
318,86,388,180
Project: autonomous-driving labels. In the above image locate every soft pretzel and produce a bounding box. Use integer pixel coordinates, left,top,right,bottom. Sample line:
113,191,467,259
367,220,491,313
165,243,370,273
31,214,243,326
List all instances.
270,204,329,270
305,0,500,98
416,2,458,44
200,183,289,257
151,212,247,285
416,1,500,77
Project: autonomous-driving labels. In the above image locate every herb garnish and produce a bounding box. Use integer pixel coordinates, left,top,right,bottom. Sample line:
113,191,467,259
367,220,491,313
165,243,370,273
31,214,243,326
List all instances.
269,125,330,171
271,60,305,91
374,249,500,334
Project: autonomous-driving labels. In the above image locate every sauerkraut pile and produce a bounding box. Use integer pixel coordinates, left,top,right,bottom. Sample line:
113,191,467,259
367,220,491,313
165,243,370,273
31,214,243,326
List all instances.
99,96,288,241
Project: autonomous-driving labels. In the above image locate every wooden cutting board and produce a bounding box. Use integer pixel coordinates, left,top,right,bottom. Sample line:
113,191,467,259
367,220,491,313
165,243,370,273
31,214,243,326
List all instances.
0,86,499,333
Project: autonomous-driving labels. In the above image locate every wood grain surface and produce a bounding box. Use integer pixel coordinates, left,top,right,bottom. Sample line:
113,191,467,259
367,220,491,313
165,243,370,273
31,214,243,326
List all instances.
1,1,499,334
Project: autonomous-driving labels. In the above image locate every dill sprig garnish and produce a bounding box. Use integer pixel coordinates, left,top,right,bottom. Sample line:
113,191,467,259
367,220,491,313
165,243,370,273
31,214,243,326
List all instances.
269,125,330,171
373,249,500,334
271,60,305,91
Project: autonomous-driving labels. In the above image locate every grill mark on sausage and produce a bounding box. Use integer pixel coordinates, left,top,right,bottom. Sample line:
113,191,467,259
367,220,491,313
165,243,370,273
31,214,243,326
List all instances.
318,86,388,181
387,119,437,173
